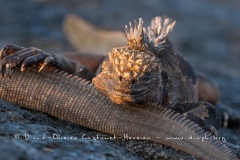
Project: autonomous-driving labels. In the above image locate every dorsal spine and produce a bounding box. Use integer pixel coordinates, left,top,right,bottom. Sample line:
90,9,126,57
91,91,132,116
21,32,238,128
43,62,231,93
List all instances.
125,16,176,52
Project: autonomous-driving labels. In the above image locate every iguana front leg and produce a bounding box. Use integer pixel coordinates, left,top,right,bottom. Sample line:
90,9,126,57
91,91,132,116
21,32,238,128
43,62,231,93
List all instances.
173,101,222,136
0,44,95,81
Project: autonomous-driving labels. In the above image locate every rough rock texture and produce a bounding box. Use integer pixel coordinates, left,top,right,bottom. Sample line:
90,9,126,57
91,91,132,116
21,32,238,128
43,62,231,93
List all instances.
0,100,141,160
0,0,239,159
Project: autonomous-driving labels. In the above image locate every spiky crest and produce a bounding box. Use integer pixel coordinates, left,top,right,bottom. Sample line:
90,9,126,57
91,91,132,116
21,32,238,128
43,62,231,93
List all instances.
125,18,145,51
148,16,176,48
125,16,176,51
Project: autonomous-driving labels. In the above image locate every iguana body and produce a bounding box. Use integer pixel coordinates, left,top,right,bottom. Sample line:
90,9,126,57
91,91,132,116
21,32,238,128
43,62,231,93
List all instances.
0,66,237,160
93,17,221,133
0,16,238,159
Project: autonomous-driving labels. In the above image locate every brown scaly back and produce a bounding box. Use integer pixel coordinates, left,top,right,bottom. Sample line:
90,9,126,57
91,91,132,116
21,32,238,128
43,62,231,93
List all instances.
93,16,175,105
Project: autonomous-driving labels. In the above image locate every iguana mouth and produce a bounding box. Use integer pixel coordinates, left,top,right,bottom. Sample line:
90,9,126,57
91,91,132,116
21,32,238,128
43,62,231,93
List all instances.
105,80,149,104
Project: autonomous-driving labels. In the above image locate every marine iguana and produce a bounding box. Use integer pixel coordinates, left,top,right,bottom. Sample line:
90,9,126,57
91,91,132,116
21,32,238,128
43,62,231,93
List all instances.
0,16,238,159
93,16,222,135
0,66,237,160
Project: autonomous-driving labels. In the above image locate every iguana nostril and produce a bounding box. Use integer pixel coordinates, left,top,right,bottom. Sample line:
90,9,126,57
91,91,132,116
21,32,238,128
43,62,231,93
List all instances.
119,76,123,81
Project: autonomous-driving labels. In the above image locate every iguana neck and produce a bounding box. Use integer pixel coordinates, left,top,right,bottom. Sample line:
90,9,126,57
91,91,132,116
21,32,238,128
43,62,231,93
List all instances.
155,42,198,105
0,67,237,160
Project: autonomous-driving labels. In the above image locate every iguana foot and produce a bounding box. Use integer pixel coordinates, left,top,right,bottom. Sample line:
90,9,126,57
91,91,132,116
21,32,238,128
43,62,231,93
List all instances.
0,44,48,77
0,44,96,80
0,44,25,59
173,101,221,136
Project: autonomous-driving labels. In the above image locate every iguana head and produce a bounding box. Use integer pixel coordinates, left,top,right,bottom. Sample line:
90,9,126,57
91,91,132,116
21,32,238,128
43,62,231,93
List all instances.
93,16,175,105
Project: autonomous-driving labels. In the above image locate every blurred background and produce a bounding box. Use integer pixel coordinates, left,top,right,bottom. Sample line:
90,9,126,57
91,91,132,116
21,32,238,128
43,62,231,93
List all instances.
0,0,239,159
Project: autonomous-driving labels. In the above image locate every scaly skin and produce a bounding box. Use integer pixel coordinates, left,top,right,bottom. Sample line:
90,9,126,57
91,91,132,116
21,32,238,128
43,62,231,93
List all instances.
0,66,237,160
0,44,95,81
93,17,221,133
0,16,235,159
93,17,215,106
93,17,197,105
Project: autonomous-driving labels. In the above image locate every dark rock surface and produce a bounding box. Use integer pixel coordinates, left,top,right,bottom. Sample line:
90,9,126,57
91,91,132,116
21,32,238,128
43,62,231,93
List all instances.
0,100,141,160
0,0,239,159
